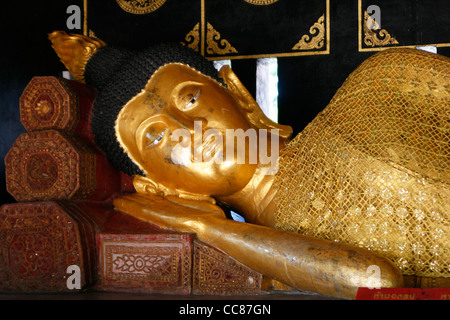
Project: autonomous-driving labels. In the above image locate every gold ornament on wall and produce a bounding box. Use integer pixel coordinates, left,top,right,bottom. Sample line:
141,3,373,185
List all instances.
182,23,200,52
206,22,238,55
116,0,167,15
292,14,325,50
363,11,399,47
48,31,107,83
243,0,279,5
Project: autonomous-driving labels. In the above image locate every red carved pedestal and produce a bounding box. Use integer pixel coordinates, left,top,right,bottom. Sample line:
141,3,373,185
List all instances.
19,76,79,132
5,130,96,202
96,212,194,294
5,129,121,202
193,240,263,295
0,201,99,292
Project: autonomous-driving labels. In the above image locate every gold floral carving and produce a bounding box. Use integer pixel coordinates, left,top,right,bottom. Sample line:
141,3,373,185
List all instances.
206,22,238,55
243,0,279,5
182,23,200,52
49,31,107,83
292,14,325,50
363,11,399,47
116,0,167,15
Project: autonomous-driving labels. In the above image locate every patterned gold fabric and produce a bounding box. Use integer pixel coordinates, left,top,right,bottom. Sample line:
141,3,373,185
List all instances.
274,48,450,277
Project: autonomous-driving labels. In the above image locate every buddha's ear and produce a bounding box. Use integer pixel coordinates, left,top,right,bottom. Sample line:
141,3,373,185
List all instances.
218,65,293,140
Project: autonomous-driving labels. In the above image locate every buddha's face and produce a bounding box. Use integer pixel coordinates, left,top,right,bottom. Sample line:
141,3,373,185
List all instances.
116,63,260,196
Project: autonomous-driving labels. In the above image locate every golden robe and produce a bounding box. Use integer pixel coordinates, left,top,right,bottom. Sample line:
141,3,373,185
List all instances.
274,48,450,279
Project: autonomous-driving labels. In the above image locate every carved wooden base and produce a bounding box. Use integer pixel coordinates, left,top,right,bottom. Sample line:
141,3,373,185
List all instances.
5,130,96,202
20,76,79,132
96,217,194,294
0,201,99,292
5,129,121,202
193,240,262,295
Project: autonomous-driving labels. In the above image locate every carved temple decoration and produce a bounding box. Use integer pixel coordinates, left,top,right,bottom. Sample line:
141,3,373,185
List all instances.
98,231,193,294
193,240,262,295
19,76,79,131
182,23,200,52
243,0,279,5
84,0,330,59
292,14,325,50
363,11,399,48
206,22,238,55
0,201,98,292
115,0,167,14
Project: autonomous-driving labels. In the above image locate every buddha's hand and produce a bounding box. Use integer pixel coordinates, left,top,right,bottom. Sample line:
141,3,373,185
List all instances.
164,195,225,216
113,193,227,234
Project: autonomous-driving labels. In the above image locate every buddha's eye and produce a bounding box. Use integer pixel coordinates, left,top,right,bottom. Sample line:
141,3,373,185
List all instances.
145,127,166,148
173,82,203,112
183,90,201,110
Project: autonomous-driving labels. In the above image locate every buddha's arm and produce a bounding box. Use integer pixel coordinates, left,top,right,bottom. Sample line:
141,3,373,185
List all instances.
114,193,403,299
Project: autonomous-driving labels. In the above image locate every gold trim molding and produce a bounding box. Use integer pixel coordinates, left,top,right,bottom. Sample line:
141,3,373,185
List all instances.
116,0,167,15
292,14,325,50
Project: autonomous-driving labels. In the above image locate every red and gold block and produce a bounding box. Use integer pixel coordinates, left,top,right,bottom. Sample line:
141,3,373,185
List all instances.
192,240,263,295
5,129,121,202
19,76,79,132
5,130,97,202
19,76,98,147
0,201,103,292
6,76,123,203
96,212,194,294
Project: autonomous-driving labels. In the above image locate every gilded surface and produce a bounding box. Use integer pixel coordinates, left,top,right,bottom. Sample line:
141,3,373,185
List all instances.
115,0,167,14
274,48,450,278
103,45,403,299
114,193,403,300
49,31,106,83
53,32,450,298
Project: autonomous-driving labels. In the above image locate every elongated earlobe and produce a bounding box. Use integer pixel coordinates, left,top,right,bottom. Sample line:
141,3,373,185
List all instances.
219,65,293,140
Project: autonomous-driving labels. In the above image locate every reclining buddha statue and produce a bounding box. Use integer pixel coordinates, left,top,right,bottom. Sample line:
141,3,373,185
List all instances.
49,31,449,299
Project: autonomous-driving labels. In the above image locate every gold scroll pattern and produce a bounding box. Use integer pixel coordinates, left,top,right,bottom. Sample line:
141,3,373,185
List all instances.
206,22,238,55
292,14,325,50
182,22,238,56
363,11,399,47
115,0,167,14
182,23,200,52
243,0,279,5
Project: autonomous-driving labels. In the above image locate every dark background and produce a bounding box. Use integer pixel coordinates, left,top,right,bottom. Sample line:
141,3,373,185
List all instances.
1,0,449,206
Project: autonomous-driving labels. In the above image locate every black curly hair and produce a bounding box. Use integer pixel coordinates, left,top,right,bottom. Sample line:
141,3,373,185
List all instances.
85,43,222,176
